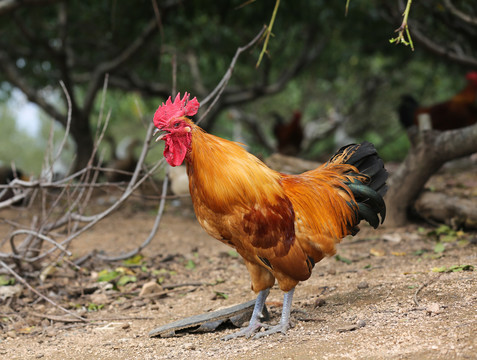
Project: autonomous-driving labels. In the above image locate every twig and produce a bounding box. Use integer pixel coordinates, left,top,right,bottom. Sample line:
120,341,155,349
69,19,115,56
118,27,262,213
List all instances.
29,312,153,322
256,0,280,68
199,26,267,120
389,0,414,51
9,229,71,258
29,312,84,323
0,260,87,322
96,152,168,261
413,273,443,307
442,0,477,25
162,282,205,290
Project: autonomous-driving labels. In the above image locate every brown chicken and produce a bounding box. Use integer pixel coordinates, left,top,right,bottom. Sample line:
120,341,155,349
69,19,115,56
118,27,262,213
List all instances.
153,93,387,339
398,71,477,131
272,110,304,156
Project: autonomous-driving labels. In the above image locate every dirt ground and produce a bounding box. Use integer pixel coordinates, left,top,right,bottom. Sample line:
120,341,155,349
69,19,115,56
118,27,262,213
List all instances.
0,169,476,360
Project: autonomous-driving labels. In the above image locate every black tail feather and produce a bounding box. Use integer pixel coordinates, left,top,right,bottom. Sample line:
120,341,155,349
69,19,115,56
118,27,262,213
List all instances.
330,142,388,227
357,203,380,229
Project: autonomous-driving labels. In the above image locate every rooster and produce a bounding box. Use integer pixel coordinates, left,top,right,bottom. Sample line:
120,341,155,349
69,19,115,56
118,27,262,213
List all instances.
398,71,477,131
153,93,387,339
272,110,304,156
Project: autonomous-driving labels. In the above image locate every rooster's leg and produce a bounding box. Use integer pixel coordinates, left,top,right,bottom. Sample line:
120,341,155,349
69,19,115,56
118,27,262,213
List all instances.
254,287,295,339
221,288,270,340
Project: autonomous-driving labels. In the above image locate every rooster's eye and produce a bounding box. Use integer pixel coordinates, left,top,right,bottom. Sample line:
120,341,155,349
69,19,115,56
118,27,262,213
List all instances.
173,122,180,128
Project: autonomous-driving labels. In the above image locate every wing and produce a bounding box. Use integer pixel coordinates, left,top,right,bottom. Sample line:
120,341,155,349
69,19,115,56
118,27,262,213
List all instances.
229,166,359,292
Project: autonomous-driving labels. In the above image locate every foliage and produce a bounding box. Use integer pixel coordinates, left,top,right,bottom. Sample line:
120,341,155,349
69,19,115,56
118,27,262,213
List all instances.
0,1,476,171
432,264,474,273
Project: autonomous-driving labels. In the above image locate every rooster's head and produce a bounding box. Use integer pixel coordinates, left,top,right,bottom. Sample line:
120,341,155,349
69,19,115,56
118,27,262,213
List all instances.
153,92,199,166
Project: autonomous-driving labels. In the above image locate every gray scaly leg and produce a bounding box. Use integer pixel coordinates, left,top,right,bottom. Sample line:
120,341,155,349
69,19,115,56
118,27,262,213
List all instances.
254,288,295,339
221,288,270,340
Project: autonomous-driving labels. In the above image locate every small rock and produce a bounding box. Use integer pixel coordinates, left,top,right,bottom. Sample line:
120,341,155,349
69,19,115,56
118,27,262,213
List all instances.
89,293,109,305
6,331,16,338
357,319,366,328
426,302,442,315
183,343,196,350
132,300,146,308
337,324,359,333
139,281,163,297
314,298,326,308
0,285,23,300
121,323,130,330
357,281,369,289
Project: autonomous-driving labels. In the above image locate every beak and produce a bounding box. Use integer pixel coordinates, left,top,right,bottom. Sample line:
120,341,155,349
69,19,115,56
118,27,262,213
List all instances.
153,128,169,142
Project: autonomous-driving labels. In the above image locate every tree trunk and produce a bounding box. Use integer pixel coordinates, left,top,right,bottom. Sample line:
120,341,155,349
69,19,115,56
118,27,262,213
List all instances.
386,123,477,228
69,113,96,173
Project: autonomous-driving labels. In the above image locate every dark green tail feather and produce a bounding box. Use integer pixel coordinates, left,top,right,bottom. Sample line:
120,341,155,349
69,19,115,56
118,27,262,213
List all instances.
331,142,388,228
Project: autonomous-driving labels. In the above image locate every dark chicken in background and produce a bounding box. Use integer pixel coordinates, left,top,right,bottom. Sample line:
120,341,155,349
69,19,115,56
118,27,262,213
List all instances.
272,110,304,156
398,71,477,132
153,93,387,339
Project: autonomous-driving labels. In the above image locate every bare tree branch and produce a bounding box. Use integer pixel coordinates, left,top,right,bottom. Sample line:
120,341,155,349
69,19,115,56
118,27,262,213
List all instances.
442,0,477,26
198,26,267,123
83,18,158,116
410,24,477,68
228,108,275,152
0,51,65,123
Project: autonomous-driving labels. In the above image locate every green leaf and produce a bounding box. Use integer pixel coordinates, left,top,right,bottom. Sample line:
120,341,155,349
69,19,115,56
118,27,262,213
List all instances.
441,234,457,243
0,275,15,286
123,254,144,266
413,249,425,256
227,250,239,258
335,255,352,265
214,291,228,300
97,269,121,282
434,242,445,254
432,266,448,273
117,275,137,286
87,303,105,311
417,227,427,235
432,264,474,273
435,225,454,236
185,260,196,270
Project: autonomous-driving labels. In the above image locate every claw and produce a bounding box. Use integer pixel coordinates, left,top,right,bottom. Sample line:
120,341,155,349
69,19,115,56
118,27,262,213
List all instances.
221,322,270,341
253,322,291,339
221,289,270,341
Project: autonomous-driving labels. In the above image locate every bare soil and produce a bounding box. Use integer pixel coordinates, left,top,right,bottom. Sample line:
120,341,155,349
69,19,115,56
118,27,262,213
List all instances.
0,171,476,360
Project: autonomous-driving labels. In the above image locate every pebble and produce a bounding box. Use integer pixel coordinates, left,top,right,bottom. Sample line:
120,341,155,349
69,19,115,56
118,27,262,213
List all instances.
314,298,326,308
357,319,366,328
139,281,163,297
183,343,195,350
357,281,369,289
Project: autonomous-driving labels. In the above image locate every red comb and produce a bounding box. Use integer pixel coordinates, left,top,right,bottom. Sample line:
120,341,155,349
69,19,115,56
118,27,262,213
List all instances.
153,92,200,128
466,71,477,83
